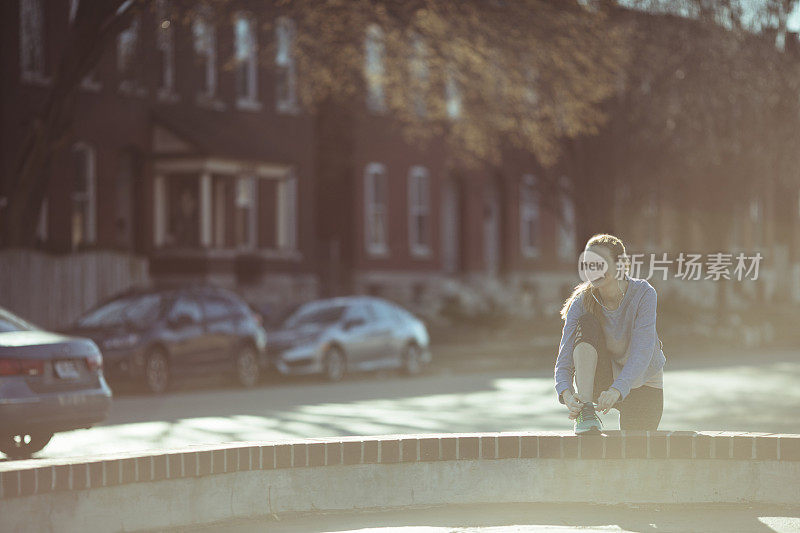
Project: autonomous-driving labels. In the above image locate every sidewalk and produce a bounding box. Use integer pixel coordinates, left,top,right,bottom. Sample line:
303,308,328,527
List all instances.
181,502,800,533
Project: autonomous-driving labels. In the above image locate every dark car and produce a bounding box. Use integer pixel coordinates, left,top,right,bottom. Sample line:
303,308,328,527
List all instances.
267,296,431,381
0,307,112,459
68,285,268,393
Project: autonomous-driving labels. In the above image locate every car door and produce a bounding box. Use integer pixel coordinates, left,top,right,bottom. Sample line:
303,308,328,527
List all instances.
164,295,208,371
199,293,239,366
371,300,403,360
341,302,385,368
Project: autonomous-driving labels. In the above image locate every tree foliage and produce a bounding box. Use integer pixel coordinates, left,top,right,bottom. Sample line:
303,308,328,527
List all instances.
279,0,631,166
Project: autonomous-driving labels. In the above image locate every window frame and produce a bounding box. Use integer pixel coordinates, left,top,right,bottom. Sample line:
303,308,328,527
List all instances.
19,0,47,84
70,142,97,250
156,0,177,101
275,17,298,114
409,33,429,117
364,24,387,113
234,12,260,110
364,163,389,257
407,165,431,257
193,4,219,106
275,172,298,251
117,14,147,97
520,174,540,259
556,176,577,262
235,175,257,251
445,67,461,120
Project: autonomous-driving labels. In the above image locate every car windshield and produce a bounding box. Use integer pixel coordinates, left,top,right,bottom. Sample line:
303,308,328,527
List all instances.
283,304,346,329
77,294,163,329
0,308,37,333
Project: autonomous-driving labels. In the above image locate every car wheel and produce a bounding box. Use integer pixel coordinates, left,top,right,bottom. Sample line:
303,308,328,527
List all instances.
236,346,260,388
324,347,346,382
402,343,422,376
0,432,54,460
144,349,170,394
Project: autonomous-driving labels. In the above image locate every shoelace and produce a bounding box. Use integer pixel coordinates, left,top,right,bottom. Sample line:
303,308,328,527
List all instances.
576,402,603,425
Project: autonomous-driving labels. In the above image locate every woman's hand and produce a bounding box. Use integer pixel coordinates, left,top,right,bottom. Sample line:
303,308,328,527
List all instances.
597,388,621,414
562,390,583,420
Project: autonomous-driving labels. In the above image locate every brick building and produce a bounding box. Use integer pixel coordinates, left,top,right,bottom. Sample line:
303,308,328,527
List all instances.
2,0,586,323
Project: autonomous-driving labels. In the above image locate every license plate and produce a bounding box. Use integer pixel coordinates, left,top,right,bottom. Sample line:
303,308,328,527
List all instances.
54,360,80,379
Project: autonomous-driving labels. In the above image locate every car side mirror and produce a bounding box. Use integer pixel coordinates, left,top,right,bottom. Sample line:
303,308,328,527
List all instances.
343,317,365,331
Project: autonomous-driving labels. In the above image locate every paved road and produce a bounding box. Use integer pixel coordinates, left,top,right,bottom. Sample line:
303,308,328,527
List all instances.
5,347,800,461
183,503,800,533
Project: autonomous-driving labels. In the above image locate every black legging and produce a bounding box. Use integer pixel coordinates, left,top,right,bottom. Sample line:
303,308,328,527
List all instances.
573,312,663,430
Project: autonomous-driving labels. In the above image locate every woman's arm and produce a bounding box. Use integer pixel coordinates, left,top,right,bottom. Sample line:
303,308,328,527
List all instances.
610,285,658,400
554,297,582,404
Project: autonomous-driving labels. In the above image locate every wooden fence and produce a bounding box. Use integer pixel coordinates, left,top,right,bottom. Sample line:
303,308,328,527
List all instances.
0,250,150,330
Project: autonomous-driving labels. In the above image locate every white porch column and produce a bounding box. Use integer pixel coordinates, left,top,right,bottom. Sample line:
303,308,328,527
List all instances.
153,175,166,247
200,172,212,247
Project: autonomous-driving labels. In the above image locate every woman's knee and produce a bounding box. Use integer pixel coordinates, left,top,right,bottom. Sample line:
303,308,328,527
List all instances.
575,313,604,352
573,341,598,361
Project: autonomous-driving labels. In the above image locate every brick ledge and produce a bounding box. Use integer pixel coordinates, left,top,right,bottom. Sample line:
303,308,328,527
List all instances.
1,430,798,499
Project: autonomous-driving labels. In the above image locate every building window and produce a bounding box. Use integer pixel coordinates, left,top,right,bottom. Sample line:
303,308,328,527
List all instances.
524,66,539,106
156,0,176,101
520,174,540,258
193,5,218,104
69,0,79,23
409,34,429,117
364,163,388,256
364,24,386,113
69,0,101,91
408,166,431,256
445,67,461,120
118,14,146,96
71,143,97,250
235,13,259,109
235,176,257,249
275,17,298,113
19,0,46,83
166,178,200,248
277,173,297,250
557,176,576,262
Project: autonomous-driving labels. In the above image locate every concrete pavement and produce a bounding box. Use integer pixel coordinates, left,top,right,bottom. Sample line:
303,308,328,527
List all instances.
177,502,800,532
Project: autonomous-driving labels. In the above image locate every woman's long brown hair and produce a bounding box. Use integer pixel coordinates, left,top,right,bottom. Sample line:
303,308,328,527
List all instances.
559,233,631,323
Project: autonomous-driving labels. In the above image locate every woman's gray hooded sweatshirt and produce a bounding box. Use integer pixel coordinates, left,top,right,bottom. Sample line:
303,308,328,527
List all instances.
554,274,666,402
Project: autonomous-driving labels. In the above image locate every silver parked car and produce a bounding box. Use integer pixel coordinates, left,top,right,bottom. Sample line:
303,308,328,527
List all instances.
0,307,112,459
267,296,431,381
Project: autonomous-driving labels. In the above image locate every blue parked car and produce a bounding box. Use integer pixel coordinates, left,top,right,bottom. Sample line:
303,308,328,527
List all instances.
68,285,268,393
0,307,112,459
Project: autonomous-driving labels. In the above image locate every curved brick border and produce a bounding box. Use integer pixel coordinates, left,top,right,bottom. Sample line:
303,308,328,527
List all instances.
1,430,798,500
